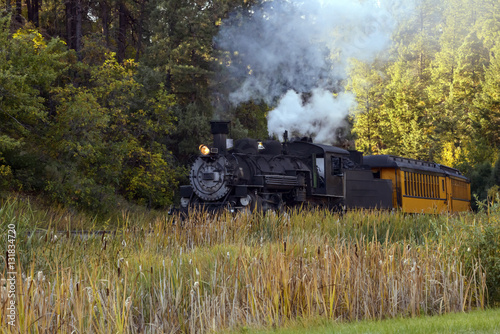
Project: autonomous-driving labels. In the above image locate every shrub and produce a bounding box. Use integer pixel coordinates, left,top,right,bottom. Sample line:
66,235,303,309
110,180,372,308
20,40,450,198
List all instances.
459,204,500,305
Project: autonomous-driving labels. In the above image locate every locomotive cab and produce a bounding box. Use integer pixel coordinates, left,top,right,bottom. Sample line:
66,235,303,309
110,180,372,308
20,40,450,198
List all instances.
287,141,348,197
286,140,392,209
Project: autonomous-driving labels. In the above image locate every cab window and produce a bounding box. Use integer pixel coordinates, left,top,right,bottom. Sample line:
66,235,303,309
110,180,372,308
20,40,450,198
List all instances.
331,157,342,175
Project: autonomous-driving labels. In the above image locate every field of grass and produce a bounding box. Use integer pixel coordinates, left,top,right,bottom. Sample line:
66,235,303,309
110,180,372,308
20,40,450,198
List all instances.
1,196,499,333
243,308,500,334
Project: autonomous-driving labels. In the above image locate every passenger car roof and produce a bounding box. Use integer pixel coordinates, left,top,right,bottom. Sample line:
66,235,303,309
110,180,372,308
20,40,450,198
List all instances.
363,155,468,180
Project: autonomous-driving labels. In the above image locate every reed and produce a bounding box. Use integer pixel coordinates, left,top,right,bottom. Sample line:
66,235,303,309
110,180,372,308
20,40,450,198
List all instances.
0,198,494,333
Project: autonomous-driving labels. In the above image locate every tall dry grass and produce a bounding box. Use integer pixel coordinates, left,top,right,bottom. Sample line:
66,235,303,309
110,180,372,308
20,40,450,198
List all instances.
0,199,491,333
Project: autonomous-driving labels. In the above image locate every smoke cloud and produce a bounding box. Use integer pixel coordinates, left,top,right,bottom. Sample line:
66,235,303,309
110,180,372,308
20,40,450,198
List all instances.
215,0,399,143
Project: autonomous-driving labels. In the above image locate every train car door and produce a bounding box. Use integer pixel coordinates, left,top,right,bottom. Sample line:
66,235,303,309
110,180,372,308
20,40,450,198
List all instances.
439,176,449,211
446,176,454,212
311,153,327,194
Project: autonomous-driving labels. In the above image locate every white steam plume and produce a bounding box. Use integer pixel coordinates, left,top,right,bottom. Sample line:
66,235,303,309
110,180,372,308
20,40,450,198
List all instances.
216,0,401,143
267,89,354,143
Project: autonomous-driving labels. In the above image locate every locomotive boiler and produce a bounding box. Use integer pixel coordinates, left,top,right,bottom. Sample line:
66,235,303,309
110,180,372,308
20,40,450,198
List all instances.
178,121,394,213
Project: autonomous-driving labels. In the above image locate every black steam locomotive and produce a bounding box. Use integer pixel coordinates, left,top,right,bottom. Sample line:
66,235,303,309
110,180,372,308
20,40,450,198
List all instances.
178,121,393,213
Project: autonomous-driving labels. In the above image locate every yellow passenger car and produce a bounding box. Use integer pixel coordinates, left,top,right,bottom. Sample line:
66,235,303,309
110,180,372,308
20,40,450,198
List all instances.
363,155,471,213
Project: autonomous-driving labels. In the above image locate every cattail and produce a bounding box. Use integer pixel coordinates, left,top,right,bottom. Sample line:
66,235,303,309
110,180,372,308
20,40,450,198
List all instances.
86,287,93,303
125,296,132,310
1,286,7,302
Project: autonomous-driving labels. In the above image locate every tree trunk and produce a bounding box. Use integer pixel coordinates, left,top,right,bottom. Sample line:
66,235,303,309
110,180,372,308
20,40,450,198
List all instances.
101,0,110,49
66,0,82,56
75,0,82,56
33,0,40,27
135,0,147,61
27,0,33,22
26,0,40,27
66,0,75,49
16,0,22,24
117,2,127,62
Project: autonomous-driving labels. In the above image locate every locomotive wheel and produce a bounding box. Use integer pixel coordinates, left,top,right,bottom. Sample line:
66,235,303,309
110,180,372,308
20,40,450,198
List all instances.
270,194,284,213
252,194,263,212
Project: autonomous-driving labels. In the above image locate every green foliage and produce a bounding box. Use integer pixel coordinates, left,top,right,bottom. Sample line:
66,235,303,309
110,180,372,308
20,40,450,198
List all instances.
348,59,388,155
0,16,183,211
472,43,500,148
469,162,494,207
348,0,500,171
170,102,212,159
233,101,269,140
45,54,181,210
0,135,20,190
459,209,500,304
464,154,500,210
380,59,432,160
45,169,117,212
0,17,68,193
123,150,179,207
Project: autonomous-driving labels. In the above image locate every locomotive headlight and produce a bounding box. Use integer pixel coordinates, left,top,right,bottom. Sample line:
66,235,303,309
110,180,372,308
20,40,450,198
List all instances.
199,145,210,156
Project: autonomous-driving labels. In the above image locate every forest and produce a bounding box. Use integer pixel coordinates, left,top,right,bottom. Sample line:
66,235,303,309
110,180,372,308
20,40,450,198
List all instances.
1,0,500,212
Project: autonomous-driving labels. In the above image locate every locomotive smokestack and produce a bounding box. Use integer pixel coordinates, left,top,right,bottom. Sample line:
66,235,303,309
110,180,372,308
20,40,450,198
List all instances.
210,121,230,153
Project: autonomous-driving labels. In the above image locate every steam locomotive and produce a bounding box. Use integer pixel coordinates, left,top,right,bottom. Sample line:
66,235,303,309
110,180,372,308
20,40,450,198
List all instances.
178,121,471,213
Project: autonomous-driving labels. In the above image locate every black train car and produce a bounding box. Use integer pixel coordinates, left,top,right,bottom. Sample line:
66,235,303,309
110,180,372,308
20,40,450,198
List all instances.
179,121,393,213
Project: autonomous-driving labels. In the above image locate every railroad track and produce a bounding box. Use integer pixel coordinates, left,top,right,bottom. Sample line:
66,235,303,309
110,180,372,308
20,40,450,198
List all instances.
25,229,157,240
